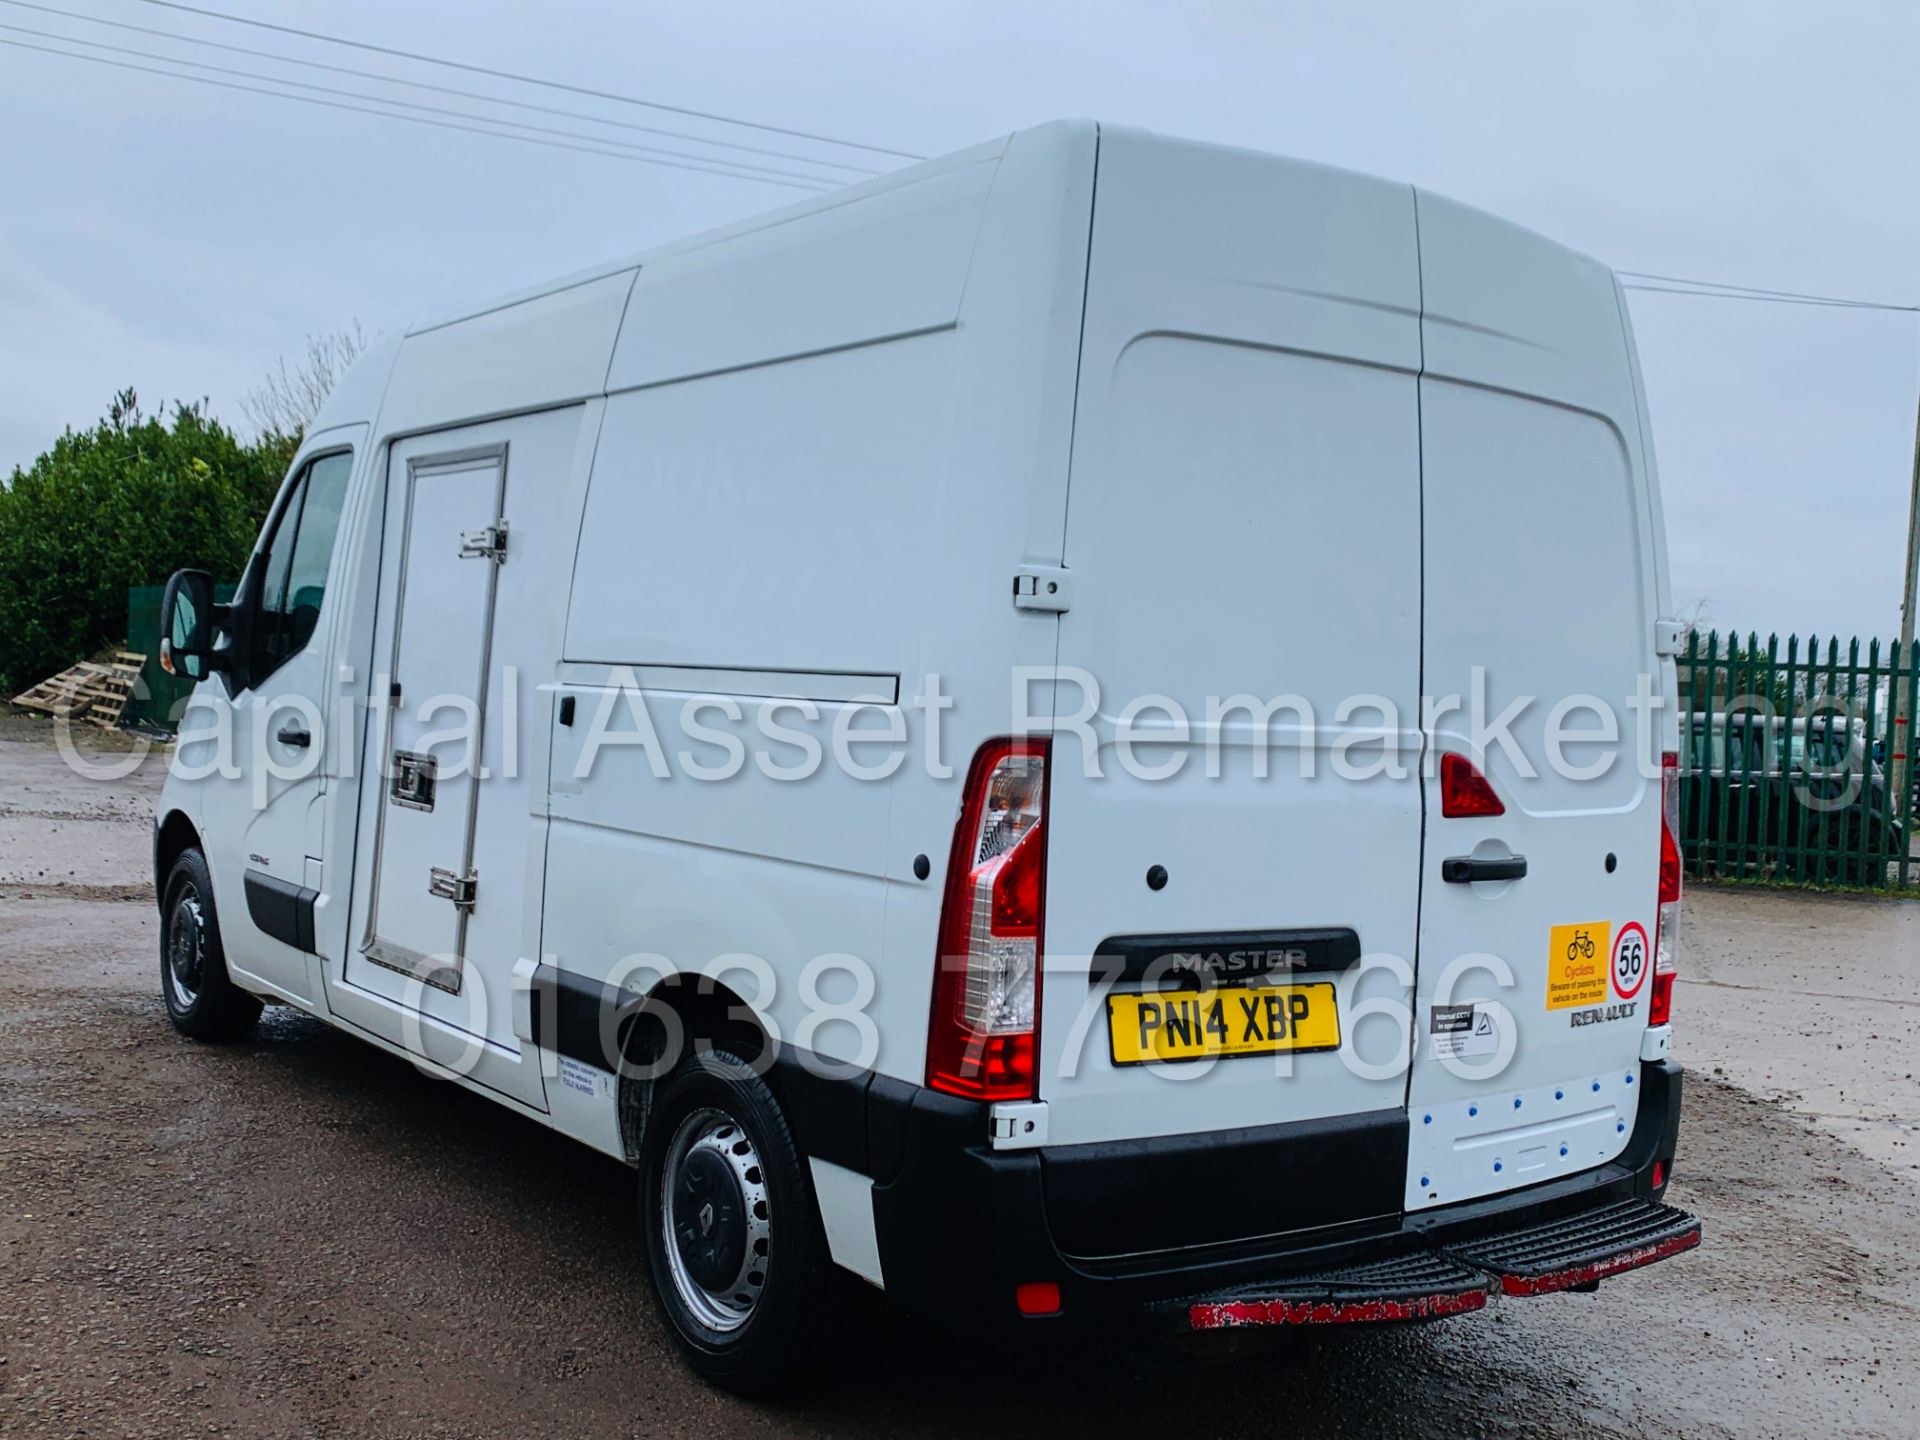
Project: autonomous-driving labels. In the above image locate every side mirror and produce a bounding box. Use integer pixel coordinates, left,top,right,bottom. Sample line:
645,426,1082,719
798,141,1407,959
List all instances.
158,568,222,680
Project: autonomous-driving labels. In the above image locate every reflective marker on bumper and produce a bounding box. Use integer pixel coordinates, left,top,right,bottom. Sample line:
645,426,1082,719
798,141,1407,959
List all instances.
1189,1287,1488,1330
1015,1281,1062,1317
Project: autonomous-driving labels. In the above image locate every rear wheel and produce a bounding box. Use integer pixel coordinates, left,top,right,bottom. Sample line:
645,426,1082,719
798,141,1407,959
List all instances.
639,1048,830,1395
159,848,262,1041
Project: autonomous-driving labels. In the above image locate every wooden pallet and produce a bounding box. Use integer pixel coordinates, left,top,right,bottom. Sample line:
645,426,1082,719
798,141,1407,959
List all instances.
10,653,146,728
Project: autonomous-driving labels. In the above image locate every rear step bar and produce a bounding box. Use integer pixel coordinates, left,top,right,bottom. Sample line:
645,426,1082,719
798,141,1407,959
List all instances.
1171,1198,1699,1331
1443,1197,1702,1297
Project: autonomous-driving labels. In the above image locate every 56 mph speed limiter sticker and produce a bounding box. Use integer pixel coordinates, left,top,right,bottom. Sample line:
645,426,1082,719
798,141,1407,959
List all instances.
1612,921,1649,999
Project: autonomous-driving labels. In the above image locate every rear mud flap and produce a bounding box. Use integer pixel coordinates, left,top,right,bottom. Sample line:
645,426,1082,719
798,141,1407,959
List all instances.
1167,1198,1699,1331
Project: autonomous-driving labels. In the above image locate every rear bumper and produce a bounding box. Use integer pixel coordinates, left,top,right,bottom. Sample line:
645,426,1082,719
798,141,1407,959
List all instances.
865,1059,1687,1332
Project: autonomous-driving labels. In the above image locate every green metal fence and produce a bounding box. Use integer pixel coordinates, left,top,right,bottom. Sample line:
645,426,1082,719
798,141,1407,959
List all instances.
1678,630,1918,890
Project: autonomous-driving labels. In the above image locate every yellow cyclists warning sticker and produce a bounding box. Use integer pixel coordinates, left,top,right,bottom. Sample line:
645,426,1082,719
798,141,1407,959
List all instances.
1547,923,1612,1010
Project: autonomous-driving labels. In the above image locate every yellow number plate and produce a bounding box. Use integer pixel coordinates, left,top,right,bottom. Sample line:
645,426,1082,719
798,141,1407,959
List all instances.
1107,982,1341,1066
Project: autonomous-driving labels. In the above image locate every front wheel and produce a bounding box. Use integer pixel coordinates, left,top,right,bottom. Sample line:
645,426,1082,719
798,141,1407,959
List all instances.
159,847,262,1041
639,1048,831,1396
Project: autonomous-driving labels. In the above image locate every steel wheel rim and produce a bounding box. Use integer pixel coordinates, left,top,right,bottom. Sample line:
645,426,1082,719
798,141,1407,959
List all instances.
659,1106,771,1334
167,887,206,1010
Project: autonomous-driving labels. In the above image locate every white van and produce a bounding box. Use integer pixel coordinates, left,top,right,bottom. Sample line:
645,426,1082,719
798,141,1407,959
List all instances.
153,120,1698,1392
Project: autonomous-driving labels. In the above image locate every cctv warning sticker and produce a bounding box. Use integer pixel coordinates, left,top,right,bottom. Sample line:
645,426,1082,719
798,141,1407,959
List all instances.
1546,923,1612,1011
1429,1002,1500,1060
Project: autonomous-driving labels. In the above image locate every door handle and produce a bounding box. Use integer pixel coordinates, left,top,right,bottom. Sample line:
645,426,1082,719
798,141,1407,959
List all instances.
1441,854,1527,884
276,721,312,749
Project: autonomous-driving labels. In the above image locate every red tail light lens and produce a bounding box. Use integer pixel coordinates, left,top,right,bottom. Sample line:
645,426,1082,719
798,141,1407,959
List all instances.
926,739,1049,1101
1651,751,1682,1027
1441,752,1505,818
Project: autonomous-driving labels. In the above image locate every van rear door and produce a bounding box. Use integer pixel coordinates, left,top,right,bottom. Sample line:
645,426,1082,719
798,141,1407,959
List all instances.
1405,192,1666,1211
1039,131,1424,1170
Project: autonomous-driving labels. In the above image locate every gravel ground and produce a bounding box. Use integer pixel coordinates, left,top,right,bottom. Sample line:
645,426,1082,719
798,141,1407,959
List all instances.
2,722,1918,1439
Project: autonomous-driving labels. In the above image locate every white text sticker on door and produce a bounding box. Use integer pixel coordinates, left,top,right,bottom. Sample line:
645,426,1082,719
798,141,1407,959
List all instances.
1429,1002,1500,1060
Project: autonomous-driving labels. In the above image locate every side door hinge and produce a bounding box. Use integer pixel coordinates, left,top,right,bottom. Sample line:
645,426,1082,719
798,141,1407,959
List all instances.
428,866,478,911
1013,565,1071,613
459,520,509,561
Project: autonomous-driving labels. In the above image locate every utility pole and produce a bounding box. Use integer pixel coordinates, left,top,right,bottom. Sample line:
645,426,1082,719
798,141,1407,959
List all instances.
1894,375,1920,827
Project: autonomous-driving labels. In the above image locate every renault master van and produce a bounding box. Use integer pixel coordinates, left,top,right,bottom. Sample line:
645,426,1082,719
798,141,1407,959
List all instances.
153,121,1698,1393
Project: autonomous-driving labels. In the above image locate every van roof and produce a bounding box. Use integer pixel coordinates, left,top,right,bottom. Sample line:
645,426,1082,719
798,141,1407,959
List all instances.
402,127,1035,338
311,121,1621,452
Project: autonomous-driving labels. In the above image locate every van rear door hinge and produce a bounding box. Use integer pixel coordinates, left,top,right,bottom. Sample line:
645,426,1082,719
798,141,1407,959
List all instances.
428,866,478,911
459,520,508,561
1654,619,1685,658
989,1100,1049,1149
1012,565,1071,613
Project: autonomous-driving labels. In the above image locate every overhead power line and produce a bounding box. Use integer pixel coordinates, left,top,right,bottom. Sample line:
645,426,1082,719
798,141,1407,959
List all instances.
0,21,845,188
131,0,925,161
1619,270,1919,315
5,4,1907,318
0,35,835,189
0,0,884,175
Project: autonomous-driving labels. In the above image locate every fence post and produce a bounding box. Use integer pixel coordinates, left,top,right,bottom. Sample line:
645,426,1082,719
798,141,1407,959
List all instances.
1777,633,1801,883
1681,628,1702,879
1864,637,1886,889
1896,641,1912,890
1708,631,1730,879
1757,633,1780,873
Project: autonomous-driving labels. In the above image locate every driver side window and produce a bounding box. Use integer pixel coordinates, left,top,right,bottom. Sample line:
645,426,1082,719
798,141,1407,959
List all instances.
246,451,353,686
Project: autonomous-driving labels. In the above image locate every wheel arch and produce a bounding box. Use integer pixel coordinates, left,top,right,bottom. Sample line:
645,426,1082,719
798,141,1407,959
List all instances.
615,974,773,1166
154,809,202,910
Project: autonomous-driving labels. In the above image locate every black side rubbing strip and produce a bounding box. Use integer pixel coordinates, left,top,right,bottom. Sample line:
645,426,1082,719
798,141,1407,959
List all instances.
243,869,317,953
527,965,638,1075
1093,928,1362,988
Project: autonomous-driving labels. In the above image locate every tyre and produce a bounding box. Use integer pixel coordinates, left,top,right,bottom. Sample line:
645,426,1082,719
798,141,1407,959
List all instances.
639,1047,830,1396
159,847,263,1041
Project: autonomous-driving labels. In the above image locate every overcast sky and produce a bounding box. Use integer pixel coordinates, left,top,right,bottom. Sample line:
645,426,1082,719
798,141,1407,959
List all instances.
2,1,1917,639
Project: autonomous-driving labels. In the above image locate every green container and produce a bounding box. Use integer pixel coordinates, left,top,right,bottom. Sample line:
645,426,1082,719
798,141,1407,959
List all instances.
124,582,235,731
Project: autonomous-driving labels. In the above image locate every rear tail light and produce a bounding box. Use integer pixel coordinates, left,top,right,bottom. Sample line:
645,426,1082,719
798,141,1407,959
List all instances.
1651,751,1682,1027
926,739,1049,1101
1440,752,1505,818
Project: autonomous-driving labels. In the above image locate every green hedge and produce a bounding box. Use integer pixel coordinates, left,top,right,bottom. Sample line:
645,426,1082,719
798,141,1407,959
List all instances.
0,390,295,695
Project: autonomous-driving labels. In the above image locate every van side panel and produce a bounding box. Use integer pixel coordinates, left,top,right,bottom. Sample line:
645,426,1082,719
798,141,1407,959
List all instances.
547,123,1097,1081
548,332,956,1071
